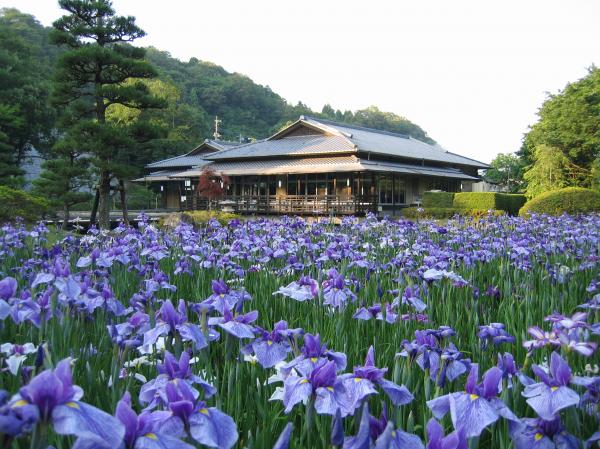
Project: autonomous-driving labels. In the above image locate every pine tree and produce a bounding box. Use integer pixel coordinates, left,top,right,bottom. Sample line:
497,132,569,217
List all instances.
51,0,163,228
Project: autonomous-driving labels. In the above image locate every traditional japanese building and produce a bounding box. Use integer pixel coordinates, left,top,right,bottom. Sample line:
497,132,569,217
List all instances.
137,116,488,215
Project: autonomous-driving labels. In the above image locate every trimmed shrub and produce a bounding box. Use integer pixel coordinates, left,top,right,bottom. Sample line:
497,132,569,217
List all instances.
0,186,49,223
519,187,600,216
453,192,498,210
423,191,455,208
401,207,505,220
497,194,527,216
452,192,526,216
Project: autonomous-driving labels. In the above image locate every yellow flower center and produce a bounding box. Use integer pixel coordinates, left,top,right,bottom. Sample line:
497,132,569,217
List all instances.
11,400,28,408
200,408,209,415
327,387,334,391
145,433,158,440
354,377,362,383
469,394,479,401
66,402,80,409
267,340,273,346
535,433,543,441
551,386,558,392
310,357,318,363
300,379,310,384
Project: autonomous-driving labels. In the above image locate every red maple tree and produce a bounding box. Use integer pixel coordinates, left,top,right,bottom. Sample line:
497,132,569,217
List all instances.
197,167,230,200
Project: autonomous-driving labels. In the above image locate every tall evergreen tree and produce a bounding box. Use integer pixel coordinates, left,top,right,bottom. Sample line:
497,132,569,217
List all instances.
0,9,56,186
51,0,163,228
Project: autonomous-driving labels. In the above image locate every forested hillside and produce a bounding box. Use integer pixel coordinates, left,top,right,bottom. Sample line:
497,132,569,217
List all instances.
0,7,434,175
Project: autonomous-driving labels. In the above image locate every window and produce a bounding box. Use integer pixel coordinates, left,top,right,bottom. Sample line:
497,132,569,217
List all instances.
287,175,298,195
378,175,393,204
394,176,406,204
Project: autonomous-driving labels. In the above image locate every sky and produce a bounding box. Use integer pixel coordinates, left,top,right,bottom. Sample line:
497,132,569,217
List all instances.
4,0,600,163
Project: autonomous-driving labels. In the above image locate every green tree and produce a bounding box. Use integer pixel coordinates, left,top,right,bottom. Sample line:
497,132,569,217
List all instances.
0,9,57,185
522,66,600,186
51,0,163,228
524,145,589,198
484,153,527,193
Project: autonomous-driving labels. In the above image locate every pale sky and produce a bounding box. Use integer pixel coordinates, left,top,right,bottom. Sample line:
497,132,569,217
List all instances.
4,0,600,163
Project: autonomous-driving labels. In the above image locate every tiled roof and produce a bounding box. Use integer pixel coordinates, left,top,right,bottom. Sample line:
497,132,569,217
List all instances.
302,117,488,168
173,156,361,177
147,156,213,169
132,170,184,182
203,116,488,168
205,135,355,161
170,156,479,180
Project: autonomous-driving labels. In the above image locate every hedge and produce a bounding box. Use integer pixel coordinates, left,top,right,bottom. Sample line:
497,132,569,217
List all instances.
0,186,49,223
452,192,526,216
423,191,455,208
401,207,505,219
496,194,527,216
519,187,600,217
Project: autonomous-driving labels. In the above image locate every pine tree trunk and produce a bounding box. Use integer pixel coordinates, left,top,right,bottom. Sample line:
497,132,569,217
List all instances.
98,171,111,229
90,188,100,225
62,204,70,229
119,179,129,224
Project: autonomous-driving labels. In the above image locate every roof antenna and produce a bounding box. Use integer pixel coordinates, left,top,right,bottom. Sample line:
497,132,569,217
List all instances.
213,116,222,140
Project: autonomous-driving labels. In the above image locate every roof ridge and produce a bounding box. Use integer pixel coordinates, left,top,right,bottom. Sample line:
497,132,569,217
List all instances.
301,115,411,140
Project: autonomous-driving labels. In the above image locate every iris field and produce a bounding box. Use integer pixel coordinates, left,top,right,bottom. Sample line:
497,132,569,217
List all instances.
0,213,599,449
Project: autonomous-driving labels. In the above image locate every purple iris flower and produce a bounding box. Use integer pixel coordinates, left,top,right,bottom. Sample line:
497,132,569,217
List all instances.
373,422,424,449
0,388,37,437
545,312,589,331
497,352,519,388
272,422,293,449
283,333,347,376
323,269,356,309
163,380,238,449
247,320,302,368
572,375,600,418
9,358,124,447
522,352,580,420
143,300,207,351
274,276,319,302
208,305,258,339
203,280,251,314
478,323,516,349
353,304,382,321
523,327,561,353
426,419,467,449
72,391,195,449
331,409,344,447
0,276,17,301
510,416,580,449
343,403,370,449
282,360,346,415
139,351,215,409
340,346,413,415
427,364,520,438
108,311,149,349
367,404,424,449
422,343,471,388
394,285,427,312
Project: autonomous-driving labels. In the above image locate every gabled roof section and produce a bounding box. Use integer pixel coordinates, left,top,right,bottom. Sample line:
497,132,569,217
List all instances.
146,139,239,169
301,116,489,168
187,139,239,156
